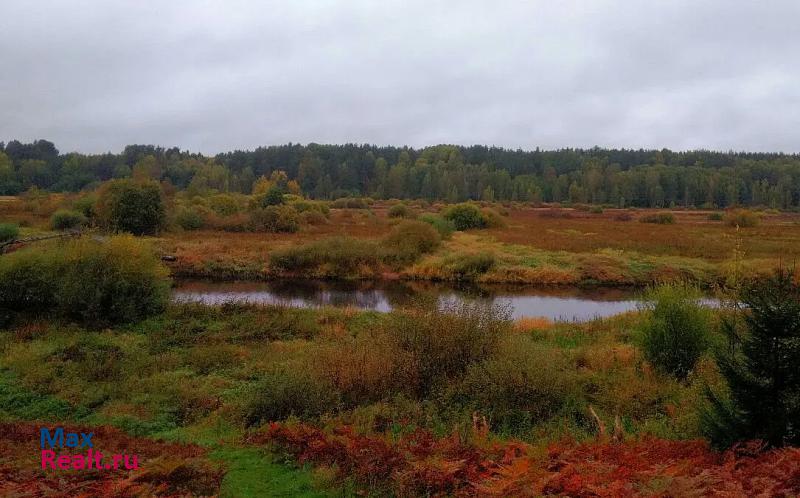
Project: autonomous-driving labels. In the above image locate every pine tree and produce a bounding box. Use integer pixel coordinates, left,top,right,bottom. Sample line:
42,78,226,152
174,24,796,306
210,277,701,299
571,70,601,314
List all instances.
703,269,800,448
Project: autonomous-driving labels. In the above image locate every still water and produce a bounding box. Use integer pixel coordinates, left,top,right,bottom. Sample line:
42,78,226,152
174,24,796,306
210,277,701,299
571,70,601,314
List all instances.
173,279,647,321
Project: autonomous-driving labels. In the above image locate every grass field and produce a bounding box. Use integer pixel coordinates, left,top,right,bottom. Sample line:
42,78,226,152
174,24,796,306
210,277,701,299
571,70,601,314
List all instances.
2,195,799,495
154,204,800,285
4,194,798,286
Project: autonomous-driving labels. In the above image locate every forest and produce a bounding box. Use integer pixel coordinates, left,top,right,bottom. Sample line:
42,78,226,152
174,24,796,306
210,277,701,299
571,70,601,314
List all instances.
2,139,800,208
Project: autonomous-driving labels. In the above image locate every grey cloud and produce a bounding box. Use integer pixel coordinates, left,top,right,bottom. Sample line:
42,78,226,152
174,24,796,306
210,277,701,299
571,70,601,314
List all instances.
0,0,798,154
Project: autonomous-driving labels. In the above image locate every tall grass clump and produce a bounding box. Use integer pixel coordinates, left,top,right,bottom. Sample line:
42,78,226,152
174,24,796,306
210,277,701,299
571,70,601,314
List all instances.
269,237,380,277
639,212,675,224
639,284,711,380
479,208,506,228
386,301,511,397
0,235,170,327
443,252,496,281
459,335,577,433
724,209,760,227
387,203,416,219
0,223,19,242
243,370,341,426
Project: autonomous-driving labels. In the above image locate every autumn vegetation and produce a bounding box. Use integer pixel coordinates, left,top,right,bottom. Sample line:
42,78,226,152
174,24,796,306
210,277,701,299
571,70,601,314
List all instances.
1,139,800,495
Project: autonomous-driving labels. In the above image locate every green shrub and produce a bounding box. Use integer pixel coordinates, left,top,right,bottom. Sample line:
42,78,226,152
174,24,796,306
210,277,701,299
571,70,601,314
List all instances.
95,179,166,235
331,197,368,209
460,336,576,432
640,284,710,380
443,203,486,230
0,235,170,327
387,203,416,219
269,237,380,277
208,194,241,216
419,214,456,239
724,209,759,227
186,344,239,374
57,236,171,326
639,212,675,224
708,212,724,221
50,209,86,230
703,270,800,448
381,220,441,265
291,199,330,216
444,252,496,280
175,206,206,230
0,223,19,243
0,247,58,313
590,206,604,214
243,370,340,426
255,186,286,207
249,205,299,233
72,194,97,218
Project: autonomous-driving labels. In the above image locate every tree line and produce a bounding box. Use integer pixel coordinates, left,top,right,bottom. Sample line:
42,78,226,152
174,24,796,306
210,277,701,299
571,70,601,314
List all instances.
1,139,799,208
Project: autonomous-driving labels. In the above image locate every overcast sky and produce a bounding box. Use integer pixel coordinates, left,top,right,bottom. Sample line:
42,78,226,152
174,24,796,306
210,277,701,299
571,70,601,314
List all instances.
1,1,798,155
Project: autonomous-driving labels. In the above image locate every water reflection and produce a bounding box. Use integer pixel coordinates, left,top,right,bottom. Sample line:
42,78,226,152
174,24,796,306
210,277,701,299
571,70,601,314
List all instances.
173,279,648,321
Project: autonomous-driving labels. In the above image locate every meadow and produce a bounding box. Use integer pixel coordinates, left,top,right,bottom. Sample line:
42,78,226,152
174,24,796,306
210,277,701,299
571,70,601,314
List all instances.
1,188,800,496
3,191,799,286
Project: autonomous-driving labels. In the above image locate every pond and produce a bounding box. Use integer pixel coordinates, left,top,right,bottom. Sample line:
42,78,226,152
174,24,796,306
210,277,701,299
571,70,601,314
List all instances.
173,279,649,321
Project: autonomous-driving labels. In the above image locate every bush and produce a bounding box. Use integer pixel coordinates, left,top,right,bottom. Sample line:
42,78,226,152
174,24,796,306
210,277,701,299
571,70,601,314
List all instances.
459,336,576,432
0,223,19,243
243,370,340,426
387,301,511,397
418,214,455,239
0,235,170,327
639,212,675,224
50,209,86,230
381,220,441,265
175,206,206,230
444,252,496,280
480,208,506,228
387,203,416,219
0,246,58,314
331,197,368,209
703,270,800,448
249,205,299,233
708,212,724,221
442,203,486,230
255,186,286,207
724,209,759,227
291,199,329,216
72,194,97,218
299,210,328,225
639,284,710,380
95,179,166,235
208,194,241,216
269,237,380,277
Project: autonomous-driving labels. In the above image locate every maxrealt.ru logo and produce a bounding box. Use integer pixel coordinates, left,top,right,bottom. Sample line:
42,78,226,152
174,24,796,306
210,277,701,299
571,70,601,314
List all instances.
40,427,139,470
